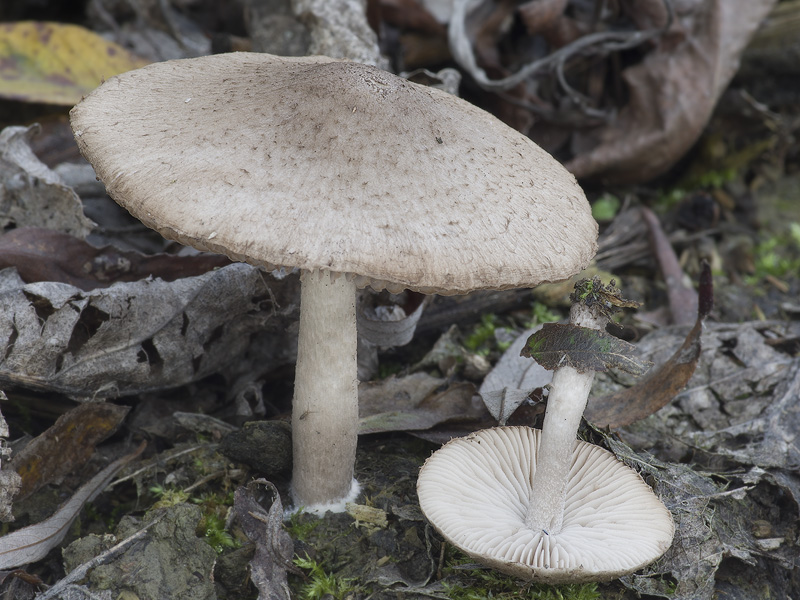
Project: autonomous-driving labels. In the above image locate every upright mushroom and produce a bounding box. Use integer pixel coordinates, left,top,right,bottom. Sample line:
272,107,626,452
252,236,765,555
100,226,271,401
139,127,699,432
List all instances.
70,52,597,513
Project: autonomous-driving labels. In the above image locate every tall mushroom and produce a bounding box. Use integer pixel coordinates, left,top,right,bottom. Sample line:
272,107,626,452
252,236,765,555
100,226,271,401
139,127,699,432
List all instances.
70,52,598,513
417,280,674,581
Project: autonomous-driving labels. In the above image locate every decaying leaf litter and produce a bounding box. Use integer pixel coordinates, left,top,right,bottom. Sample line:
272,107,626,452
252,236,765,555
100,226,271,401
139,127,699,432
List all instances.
0,0,799,598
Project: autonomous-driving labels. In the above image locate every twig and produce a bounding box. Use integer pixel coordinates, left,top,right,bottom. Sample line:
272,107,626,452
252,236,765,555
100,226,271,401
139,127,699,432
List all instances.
448,0,673,96
109,443,215,488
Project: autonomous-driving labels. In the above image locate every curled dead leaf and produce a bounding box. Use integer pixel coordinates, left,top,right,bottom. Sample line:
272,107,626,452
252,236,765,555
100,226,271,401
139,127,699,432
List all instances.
233,479,295,600
0,227,231,291
585,261,714,428
0,441,145,570
0,126,94,238
10,402,130,501
0,263,280,398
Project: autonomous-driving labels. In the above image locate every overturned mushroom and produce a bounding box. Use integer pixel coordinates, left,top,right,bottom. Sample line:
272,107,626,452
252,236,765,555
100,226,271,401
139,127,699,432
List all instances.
70,52,597,514
418,280,674,581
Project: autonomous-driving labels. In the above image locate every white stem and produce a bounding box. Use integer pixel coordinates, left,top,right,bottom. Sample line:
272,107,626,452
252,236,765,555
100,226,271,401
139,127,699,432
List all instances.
291,270,360,513
525,302,607,532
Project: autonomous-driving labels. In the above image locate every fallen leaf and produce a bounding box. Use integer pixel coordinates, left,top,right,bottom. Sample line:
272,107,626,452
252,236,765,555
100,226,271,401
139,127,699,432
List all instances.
603,431,796,600
0,125,94,238
9,402,130,501
0,398,20,524
0,227,231,291
478,326,551,424
585,262,714,428
565,0,778,183
0,21,150,105
0,441,145,570
0,263,280,399
233,479,294,600
690,355,800,473
641,206,698,325
357,291,426,347
522,322,653,375
359,374,482,435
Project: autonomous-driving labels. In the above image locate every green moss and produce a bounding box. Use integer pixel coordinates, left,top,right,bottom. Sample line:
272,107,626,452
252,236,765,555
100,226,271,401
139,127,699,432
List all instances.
192,491,239,554
526,302,562,329
591,193,621,222
293,554,359,600
197,511,238,554
442,552,602,600
286,508,320,542
746,221,800,283
442,569,601,600
464,313,500,354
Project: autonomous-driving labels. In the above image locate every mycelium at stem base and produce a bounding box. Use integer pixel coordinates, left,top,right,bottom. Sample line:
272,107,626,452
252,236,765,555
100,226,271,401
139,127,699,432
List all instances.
291,270,361,514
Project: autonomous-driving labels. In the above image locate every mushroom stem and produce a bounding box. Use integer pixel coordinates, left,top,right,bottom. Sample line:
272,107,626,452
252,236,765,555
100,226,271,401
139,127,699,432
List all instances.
291,269,360,513
525,301,607,533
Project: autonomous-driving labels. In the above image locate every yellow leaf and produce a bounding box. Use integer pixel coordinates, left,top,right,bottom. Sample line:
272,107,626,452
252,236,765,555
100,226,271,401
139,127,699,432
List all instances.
0,21,151,106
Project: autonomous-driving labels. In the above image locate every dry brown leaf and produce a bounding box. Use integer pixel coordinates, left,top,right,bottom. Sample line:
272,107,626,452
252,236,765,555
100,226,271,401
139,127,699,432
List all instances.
479,326,551,424
566,0,778,183
233,479,294,600
359,374,483,434
0,125,94,238
522,322,653,376
0,227,231,291
0,442,144,570
641,206,697,326
10,403,130,501
379,0,447,35
0,263,278,399
585,262,713,428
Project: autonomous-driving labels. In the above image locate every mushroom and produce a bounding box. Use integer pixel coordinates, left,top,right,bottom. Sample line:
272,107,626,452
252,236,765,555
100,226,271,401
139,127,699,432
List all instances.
70,52,598,514
416,427,674,582
417,281,674,581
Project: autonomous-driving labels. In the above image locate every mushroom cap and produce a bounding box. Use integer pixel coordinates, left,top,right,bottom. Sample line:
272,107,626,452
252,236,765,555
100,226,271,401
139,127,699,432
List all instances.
70,53,597,295
417,426,674,583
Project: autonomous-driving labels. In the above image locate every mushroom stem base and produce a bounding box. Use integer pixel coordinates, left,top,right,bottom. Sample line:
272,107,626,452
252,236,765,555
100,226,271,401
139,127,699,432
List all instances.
291,270,359,511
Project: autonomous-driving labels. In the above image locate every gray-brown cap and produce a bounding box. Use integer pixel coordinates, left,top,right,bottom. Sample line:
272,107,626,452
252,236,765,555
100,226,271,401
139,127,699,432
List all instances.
70,53,598,514
417,427,674,583
70,52,596,295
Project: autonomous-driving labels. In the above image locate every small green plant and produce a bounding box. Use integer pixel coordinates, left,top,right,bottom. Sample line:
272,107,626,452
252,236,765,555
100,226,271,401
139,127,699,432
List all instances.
193,491,239,554
443,553,601,600
149,485,190,510
658,166,737,211
744,222,800,287
526,301,561,328
591,193,621,222
293,554,357,600
464,313,500,354
198,511,238,554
